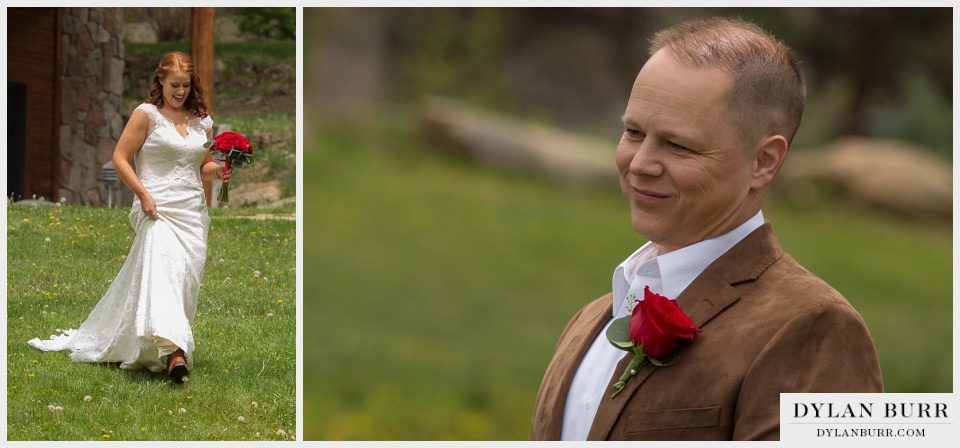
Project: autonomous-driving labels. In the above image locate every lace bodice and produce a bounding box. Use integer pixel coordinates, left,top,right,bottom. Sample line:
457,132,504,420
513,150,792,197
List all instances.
134,103,213,192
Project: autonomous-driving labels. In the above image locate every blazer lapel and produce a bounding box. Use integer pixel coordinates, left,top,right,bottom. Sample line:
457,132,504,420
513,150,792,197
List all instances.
585,224,783,440
535,295,612,439
678,223,783,329
676,269,742,329
586,349,658,439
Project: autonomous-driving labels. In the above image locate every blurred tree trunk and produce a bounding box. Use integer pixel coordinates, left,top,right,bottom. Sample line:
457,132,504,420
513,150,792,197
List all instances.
191,7,215,206
842,9,897,135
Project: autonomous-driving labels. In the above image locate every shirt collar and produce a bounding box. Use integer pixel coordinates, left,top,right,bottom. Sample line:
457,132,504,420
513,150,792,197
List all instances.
611,210,765,316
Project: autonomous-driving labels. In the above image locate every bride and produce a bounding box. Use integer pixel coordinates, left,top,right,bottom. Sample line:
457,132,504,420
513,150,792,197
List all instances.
28,52,230,384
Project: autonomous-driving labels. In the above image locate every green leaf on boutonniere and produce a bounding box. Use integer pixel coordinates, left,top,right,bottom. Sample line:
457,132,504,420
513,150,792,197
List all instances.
606,316,633,351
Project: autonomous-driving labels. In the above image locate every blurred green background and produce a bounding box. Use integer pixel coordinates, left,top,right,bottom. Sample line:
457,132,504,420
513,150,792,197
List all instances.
303,8,952,440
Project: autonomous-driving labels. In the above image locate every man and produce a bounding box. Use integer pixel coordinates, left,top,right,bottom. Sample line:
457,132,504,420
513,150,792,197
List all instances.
530,17,882,441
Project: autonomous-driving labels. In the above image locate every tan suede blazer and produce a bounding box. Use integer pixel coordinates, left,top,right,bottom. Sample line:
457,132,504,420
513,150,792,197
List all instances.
530,224,883,441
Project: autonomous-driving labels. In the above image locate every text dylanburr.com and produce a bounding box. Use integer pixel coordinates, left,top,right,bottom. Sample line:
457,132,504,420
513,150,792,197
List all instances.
781,393,958,444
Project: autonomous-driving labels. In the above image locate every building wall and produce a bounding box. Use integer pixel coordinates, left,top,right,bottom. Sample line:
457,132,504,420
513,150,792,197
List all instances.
7,8,59,201
59,7,126,205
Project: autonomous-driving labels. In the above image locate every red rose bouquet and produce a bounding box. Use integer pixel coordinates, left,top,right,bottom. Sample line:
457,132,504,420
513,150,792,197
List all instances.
606,286,701,397
204,131,255,203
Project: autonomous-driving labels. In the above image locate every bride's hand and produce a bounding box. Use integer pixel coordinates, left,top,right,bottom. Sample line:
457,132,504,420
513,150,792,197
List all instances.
140,193,159,220
221,166,233,183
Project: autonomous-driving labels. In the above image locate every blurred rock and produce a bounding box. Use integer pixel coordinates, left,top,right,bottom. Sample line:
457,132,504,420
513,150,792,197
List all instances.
213,16,242,43
419,97,617,187
124,22,156,43
266,197,296,209
223,180,283,208
778,137,952,222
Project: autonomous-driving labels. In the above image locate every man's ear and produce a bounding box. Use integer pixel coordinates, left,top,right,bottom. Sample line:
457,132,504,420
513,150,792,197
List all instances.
751,134,788,190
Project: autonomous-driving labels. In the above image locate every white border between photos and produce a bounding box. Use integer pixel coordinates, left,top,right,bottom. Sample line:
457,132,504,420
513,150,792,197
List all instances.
295,5,304,443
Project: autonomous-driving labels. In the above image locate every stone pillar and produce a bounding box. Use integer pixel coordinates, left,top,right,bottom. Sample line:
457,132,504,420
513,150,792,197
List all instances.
59,7,125,206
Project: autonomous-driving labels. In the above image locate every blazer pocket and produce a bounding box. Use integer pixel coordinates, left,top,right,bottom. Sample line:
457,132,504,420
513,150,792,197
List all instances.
622,405,722,436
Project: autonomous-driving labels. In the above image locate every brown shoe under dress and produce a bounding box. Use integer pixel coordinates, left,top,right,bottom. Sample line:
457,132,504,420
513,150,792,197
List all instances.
167,348,188,384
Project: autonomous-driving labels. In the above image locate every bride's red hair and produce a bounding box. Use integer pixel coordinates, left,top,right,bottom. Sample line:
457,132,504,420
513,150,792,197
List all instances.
146,52,208,118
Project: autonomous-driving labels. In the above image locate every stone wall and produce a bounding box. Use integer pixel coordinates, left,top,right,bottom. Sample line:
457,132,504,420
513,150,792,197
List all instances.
59,7,128,206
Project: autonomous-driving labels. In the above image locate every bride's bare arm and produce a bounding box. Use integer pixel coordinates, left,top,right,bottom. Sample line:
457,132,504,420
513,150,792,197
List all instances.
112,109,159,219
200,127,231,182
199,153,231,182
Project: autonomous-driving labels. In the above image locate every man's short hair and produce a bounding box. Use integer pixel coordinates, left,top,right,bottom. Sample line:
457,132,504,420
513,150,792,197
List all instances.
649,17,806,145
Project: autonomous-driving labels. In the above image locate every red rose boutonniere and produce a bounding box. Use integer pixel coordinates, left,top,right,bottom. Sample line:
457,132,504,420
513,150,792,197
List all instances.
606,286,701,398
204,131,255,203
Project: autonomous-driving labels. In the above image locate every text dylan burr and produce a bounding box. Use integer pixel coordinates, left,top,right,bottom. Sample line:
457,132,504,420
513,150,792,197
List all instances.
794,402,948,419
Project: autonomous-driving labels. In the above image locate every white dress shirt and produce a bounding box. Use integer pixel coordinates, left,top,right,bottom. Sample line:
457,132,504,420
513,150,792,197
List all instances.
560,211,765,440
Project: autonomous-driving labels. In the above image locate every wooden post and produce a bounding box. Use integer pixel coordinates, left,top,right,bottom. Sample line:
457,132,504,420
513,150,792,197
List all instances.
191,7,215,206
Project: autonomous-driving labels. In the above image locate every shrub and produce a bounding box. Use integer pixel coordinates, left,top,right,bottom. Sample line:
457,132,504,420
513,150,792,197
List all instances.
232,8,295,41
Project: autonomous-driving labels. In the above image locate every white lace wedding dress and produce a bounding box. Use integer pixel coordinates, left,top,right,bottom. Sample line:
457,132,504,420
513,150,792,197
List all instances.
28,103,213,373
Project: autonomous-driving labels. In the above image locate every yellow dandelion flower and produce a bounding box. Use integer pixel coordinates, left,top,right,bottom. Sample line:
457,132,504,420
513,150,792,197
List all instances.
265,262,270,266
277,299,283,304
103,434,110,439
22,218,29,222
28,373,35,378
250,231,257,236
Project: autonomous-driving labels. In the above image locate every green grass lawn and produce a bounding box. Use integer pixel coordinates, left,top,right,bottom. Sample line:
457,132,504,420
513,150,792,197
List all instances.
303,118,952,440
7,204,296,441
